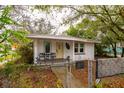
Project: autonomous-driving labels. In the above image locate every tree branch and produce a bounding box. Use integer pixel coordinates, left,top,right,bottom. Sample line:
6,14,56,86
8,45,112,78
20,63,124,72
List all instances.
0,33,11,43
68,6,119,16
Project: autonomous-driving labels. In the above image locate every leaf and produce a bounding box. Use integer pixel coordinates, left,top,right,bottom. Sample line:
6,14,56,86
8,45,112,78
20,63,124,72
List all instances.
0,44,4,48
0,17,15,24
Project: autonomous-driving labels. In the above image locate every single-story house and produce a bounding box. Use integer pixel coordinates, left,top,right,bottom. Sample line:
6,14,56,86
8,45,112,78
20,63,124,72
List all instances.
27,34,99,64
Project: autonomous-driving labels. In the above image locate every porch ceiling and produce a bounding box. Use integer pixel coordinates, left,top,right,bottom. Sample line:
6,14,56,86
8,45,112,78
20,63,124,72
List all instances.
27,34,100,43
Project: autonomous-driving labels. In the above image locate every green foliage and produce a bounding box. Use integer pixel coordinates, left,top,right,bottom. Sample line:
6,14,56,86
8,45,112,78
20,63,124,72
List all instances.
0,62,31,77
16,43,33,64
65,6,124,57
95,44,108,57
0,6,30,62
0,61,15,77
94,83,103,88
0,6,15,25
66,18,98,40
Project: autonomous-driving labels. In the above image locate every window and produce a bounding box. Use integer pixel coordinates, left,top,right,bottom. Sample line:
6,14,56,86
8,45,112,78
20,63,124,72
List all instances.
75,43,78,53
74,43,84,54
80,43,84,53
44,41,51,53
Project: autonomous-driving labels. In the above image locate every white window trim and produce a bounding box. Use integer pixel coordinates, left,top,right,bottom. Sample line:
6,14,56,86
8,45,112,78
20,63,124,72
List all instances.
74,42,85,55
44,40,52,53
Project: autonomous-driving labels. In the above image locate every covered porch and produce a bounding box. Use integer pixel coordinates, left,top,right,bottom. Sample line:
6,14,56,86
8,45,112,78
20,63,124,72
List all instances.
33,38,74,64
27,34,97,65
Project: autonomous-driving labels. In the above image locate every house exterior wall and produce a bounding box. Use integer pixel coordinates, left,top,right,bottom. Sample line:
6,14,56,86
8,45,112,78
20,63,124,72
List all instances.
33,39,38,63
33,39,95,63
63,41,74,61
34,39,44,63
51,40,56,53
85,43,94,60
74,43,94,61
74,54,85,61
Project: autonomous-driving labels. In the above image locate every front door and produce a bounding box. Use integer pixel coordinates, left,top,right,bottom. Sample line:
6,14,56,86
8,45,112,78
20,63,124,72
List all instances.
56,42,63,58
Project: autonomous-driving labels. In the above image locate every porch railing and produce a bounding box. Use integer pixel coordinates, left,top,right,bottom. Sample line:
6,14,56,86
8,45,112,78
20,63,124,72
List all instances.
35,53,70,64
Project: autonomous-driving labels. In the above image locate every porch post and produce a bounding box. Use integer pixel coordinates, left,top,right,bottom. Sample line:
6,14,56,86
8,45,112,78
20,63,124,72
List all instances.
34,39,38,64
72,41,75,62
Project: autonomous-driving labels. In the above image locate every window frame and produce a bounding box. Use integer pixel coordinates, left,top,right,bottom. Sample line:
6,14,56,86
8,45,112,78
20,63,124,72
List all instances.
74,43,79,53
79,43,84,53
74,42,85,55
44,41,51,53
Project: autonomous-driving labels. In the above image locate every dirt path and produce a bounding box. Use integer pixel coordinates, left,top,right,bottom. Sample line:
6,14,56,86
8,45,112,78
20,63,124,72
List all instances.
52,66,84,88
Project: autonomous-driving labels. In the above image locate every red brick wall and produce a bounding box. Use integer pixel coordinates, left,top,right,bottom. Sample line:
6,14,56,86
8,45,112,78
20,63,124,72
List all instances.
72,60,96,87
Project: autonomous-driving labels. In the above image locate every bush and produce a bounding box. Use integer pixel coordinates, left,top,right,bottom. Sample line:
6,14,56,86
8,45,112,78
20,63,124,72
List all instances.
0,62,15,77
95,44,108,57
16,43,33,64
0,62,32,77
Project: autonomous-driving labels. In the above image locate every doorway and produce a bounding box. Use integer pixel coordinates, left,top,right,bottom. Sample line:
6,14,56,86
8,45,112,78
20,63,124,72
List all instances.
56,42,64,58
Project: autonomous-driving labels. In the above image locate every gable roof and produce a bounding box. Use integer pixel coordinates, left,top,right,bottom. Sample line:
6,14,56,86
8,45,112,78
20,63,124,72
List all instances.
27,34,100,43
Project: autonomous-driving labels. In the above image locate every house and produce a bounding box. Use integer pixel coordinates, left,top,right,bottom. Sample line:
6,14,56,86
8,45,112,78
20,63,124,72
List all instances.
27,34,99,64
117,42,124,48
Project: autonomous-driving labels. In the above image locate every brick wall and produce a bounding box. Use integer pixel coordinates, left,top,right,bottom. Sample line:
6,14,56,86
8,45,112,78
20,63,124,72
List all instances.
71,60,96,87
97,58,124,78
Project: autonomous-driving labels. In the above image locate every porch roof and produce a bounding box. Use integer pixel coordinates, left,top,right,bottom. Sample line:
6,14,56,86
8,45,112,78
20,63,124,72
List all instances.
27,34,100,43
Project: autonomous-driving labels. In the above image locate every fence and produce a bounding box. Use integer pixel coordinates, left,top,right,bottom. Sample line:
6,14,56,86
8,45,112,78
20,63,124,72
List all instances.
97,57,124,78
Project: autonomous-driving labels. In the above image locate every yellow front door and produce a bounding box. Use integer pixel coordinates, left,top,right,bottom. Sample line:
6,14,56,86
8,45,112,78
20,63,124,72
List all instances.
56,42,63,58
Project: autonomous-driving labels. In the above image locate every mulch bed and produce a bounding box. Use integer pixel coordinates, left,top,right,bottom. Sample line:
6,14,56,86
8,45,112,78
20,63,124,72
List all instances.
71,65,88,87
99,74,124,88
0,65,63,88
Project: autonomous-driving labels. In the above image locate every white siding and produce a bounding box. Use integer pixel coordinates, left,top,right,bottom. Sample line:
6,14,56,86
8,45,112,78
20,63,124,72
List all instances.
74,43,94,61
34,39,38,63
51,41,56,53
37,39,44,53
33,39,95,63
85,43,94,60
74,54,86,61
34,39,44,63
63,41,74,61
36,40,56,53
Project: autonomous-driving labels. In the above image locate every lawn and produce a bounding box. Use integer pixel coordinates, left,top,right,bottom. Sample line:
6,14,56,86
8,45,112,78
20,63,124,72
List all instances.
0,63,63,88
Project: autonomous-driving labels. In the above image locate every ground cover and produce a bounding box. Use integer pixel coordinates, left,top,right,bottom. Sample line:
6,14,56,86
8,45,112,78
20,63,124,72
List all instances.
0,63,63,88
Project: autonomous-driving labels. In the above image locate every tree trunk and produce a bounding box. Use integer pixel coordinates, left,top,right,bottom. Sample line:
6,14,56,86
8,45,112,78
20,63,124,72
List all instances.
121,47,124,57
113,48,117,58
112,43,117,58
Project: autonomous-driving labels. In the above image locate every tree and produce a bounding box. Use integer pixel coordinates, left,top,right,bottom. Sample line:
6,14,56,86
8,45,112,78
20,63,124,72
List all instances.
0,6,29,61
66,17,98,39
11,5,55,34
62,5,124,57
7,5,124,58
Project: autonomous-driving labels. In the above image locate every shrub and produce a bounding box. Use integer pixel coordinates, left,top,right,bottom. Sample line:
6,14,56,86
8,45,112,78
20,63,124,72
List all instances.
16,43,33,64
95,44,108,57
0,62,15,77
